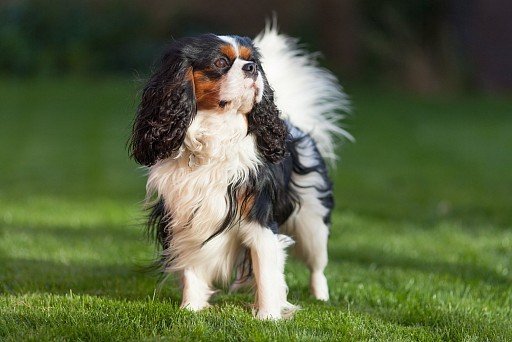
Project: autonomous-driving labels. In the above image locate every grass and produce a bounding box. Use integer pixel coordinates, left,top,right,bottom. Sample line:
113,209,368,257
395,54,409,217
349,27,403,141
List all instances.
1,77,511,341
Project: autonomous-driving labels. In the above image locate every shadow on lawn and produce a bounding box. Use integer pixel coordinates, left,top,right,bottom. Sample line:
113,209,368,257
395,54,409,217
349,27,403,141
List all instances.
330,246,511,286
7,222,143,243
0,256,179,301
0,222,251,308
353,299,509,340
0,223,179,301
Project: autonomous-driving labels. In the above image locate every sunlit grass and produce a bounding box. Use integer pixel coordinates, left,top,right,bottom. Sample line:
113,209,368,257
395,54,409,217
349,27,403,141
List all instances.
1,78,511,340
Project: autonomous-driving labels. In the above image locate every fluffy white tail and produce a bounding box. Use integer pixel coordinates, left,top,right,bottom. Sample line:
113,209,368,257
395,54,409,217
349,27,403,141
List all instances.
254,25,352,162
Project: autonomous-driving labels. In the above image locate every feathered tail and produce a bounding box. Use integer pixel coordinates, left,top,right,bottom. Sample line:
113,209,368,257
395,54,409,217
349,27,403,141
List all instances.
254,24,353,162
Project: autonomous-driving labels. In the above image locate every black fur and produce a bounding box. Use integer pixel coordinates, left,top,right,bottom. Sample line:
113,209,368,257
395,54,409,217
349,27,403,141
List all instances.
130,42,194,166
286,123,334,225
246,122,334,230
247,75,288,164
147,199,171,250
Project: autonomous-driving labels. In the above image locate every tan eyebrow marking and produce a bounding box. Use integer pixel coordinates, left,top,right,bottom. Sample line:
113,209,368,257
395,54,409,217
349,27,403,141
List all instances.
220,44,237,61
239,46,252,60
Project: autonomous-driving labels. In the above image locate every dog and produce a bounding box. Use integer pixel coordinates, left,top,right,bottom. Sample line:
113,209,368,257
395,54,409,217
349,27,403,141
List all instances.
129,25,351,320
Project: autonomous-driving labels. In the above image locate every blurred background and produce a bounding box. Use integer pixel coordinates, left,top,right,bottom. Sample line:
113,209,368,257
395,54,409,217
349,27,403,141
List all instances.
0,0,511,221
1,0,511,221
1,0,511,218
1,0,511,93
1,2,511,338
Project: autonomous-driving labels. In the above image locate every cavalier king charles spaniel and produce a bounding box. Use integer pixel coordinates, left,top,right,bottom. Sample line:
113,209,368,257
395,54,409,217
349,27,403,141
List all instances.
130,25,351,320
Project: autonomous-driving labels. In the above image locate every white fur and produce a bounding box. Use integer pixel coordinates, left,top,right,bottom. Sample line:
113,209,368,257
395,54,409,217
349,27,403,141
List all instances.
148,110,255,309
217,35,264,110
239,224,298,319
147,109,259,279
180,267,215,310
220,58,264,113
282,175,330,301
254,24,353,162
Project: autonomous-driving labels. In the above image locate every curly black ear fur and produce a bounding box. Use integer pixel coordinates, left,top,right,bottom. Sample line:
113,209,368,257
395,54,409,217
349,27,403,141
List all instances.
248,78,288,164
130,44,196,166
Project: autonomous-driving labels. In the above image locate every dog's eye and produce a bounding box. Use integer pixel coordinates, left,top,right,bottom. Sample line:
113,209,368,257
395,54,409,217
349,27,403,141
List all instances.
214,58,229,69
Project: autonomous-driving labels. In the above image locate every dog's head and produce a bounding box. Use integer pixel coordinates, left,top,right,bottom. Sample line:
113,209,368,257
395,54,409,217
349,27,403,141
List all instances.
130,34,287,166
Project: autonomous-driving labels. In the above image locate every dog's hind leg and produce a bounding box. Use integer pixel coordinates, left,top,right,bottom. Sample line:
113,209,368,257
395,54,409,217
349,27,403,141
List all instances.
282,174,332,301
289,209,330,301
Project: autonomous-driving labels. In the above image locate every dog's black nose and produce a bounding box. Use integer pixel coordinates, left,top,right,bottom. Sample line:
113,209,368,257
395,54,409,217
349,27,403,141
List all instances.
242,62,257,78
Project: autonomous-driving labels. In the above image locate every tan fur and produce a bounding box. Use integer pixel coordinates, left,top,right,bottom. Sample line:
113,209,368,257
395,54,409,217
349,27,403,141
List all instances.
193,70,223,110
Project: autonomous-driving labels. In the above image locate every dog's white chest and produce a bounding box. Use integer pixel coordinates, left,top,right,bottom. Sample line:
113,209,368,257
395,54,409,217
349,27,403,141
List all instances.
145,115,260,280
146,111,260,245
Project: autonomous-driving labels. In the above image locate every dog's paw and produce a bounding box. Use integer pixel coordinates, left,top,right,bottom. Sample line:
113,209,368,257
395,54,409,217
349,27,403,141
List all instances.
253,302,299,320
254,308,282,320
180,301,210,312
281,302,300,319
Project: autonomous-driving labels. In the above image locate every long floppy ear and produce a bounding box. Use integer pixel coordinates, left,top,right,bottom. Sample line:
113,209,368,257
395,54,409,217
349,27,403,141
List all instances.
130,45,196,166
247,76,288,163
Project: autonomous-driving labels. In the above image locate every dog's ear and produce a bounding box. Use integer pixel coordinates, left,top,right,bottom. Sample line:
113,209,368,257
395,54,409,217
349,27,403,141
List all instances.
248,74,288,164
130,43,197,166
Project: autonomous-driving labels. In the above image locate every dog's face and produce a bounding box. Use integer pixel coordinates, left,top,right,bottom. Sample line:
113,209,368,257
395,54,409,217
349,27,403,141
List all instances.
191,35,264,114
130,34,286,167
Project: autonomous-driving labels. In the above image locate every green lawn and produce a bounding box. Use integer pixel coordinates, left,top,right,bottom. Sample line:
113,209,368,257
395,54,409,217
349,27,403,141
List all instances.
1,78,511,341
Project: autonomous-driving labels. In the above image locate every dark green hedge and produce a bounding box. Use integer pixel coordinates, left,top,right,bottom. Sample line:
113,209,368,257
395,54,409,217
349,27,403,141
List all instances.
0,0,168,76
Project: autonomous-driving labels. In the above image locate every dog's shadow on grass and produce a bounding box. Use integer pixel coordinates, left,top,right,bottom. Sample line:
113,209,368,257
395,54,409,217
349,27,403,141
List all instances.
329,246,511,286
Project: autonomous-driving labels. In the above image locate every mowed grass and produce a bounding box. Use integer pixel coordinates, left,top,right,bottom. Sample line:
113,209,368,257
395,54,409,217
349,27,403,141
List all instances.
1,78,511,341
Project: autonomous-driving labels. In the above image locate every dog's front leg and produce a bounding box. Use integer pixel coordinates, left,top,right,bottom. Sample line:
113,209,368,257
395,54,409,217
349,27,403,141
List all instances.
180,267,213,311
250,230,282,319
242,223,293,320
